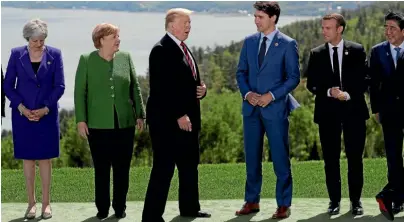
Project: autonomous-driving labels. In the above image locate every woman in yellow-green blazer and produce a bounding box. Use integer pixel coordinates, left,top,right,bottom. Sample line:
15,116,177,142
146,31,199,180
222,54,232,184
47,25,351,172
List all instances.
74,23,145,220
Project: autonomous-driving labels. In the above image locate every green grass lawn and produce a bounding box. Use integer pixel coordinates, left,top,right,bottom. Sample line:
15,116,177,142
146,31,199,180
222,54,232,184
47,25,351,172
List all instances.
1,159,388,203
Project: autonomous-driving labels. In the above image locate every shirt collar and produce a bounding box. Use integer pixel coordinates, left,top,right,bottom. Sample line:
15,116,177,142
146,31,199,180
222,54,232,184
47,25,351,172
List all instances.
328,39,344,50
167,31,183,47
260,27,278,41
390,41,404,51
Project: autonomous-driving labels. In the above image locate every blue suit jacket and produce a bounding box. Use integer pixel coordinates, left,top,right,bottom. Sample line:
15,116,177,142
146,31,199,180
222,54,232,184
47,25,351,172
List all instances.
236,31,300,120
4,45,65,111
369,41,404,122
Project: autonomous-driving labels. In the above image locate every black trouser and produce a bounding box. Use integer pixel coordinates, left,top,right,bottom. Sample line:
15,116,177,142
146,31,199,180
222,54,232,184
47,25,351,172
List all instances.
88,114,135,214
379,120,404,205
142,126,201,222
319,119,366,203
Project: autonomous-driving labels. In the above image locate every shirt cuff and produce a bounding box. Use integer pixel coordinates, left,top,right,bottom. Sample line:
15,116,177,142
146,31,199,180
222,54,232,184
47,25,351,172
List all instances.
269,91,275,101
327,88,332,97
244,91,251,100
344,92,351,101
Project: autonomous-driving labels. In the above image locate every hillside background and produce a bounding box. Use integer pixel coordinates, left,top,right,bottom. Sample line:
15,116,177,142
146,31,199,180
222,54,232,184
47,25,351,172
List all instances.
1,2,404,169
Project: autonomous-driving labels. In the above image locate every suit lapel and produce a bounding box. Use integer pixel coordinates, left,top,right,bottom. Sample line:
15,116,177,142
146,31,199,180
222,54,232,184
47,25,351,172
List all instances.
19,47,37,82
36,47,54,79
383,42,395,75
252,33,260,71
321,43,334,75
163,34,197,82
259,31,281,71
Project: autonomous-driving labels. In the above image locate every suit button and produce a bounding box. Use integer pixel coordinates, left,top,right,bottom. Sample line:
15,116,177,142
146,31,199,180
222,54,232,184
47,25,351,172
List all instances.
37,84,40,88
111,86,114,89
110,78,113,81
111,94,115,98
397,97,400,100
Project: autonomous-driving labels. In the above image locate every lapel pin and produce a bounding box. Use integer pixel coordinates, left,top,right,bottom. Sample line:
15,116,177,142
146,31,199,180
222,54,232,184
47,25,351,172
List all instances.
275,43,279,47
47,61,51,65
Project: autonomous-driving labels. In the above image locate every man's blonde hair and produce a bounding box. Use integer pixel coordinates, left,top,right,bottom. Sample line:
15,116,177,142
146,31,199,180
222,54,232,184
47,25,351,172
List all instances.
165,8,193,30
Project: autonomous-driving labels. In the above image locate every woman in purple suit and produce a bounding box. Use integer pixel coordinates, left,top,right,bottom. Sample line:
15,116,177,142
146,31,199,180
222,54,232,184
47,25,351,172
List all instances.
4,19,65,220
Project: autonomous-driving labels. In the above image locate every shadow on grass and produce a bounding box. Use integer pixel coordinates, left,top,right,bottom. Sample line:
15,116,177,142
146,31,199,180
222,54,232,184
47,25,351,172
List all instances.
8,216,43,222
223,213,258,222
81,215,121,222
169,215,197,222
296,212,391,222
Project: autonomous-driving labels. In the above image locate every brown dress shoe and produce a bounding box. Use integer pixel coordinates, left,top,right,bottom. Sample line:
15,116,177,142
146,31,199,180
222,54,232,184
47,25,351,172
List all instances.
235,203,260,216
272,206,291,219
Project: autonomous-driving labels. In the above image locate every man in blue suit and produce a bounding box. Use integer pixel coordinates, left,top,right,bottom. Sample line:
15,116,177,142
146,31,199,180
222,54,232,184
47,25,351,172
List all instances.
369,11,404,221
235,1,300,219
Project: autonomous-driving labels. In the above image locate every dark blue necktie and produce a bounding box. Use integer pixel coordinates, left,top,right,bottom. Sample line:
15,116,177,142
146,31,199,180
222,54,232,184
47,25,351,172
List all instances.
258,36,267,67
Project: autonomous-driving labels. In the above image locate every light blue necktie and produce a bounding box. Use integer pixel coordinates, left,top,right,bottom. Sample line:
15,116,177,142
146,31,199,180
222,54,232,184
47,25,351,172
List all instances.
394,47,401,64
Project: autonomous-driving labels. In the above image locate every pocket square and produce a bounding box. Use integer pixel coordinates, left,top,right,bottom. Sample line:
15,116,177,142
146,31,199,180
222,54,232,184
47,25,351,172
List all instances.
287,94,300,112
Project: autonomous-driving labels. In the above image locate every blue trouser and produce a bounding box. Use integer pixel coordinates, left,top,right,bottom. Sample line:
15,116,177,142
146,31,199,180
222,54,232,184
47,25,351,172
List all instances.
243,108,293,207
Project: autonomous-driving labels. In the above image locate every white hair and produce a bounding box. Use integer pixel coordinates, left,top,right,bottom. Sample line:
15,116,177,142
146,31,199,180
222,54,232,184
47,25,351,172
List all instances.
23,19,48,41
165,8,193,30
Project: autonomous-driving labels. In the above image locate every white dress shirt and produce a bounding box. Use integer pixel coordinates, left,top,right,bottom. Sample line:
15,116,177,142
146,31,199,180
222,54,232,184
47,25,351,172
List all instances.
390,41,404,68
166,31,197,73
327,39,350,100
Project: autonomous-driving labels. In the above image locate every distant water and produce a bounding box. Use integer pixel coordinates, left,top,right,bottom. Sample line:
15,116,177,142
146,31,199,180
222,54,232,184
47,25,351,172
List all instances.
1,7,315,130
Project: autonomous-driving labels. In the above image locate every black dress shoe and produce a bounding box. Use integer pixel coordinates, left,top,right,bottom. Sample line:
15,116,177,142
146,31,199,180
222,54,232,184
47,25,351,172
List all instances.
327,202,340,215
115,211,126,218
393,202,404,215
351,201,364,216
376,194,394,221
96,211,109,220
181,211,211,218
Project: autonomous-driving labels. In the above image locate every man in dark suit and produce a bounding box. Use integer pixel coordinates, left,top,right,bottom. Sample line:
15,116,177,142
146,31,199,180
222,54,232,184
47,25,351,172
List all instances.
141,8,210,222
369,11,404,221
306,13,369,216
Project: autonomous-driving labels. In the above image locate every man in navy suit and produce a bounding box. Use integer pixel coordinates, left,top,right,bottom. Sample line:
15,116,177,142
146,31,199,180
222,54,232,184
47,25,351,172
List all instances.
235,1,300,219
1,67,5,121
369,11,404,221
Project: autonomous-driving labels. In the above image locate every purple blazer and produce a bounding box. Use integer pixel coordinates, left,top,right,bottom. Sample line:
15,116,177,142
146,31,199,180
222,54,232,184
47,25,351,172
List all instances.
4,45,65,160
4,45,65,110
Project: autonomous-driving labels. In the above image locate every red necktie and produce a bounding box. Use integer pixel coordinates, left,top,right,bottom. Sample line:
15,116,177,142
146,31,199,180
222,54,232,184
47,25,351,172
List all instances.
180,42,196,79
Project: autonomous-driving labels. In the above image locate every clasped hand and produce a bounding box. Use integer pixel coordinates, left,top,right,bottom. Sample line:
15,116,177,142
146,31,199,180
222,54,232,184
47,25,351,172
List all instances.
246,92,273,107
22,107,48,121
330,87,347,101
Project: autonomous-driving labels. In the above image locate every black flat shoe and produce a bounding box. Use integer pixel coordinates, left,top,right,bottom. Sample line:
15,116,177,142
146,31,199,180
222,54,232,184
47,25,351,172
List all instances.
393,202,404,215
96,211,109,220
327,202,340,215
351,201,364,216
115,211,126,218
